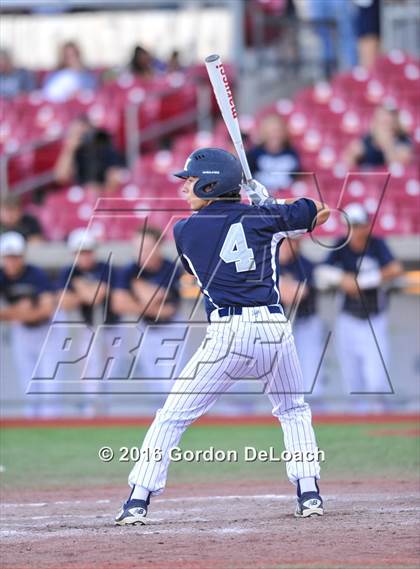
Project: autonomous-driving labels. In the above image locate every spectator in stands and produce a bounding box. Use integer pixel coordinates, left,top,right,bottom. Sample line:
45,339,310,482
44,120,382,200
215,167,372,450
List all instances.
316,203,404,410
247,114,301,193
54,117,126,190
0,48,35,98
112,226,183,385
167,50,183,73
0,231,56,417
354,0,381,70
0,195,44,242
343,103,413,168
278,237,326,398
43,41,96,102
308,0,357,75
129,45,155,79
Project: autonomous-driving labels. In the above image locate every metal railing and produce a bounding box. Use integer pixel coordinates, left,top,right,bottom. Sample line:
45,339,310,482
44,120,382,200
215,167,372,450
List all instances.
0,83,212,196
0,137,61,198
124,83,212,171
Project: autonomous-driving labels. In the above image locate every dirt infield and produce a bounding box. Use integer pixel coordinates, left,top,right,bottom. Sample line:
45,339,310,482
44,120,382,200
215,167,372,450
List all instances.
1,480,419,569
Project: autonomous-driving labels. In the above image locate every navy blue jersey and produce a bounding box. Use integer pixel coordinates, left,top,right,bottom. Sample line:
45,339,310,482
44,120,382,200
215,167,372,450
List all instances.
247,144,301,191
359,133,411,168
57,261,118,325
0,264,54,327
0,264,53,303
174,199,317,319
115,258,181,321
281,254,317,319
326,236,394,318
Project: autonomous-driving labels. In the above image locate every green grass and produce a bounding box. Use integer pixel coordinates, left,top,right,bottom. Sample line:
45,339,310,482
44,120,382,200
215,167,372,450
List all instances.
0,422,419,490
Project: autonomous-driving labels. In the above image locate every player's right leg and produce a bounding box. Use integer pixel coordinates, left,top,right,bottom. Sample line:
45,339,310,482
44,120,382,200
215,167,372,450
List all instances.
257,314,324,517
115,319,239,525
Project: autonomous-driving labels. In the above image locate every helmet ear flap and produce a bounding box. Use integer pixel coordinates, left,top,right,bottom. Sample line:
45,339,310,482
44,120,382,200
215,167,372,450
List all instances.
202,183,217,195
194,181,217,198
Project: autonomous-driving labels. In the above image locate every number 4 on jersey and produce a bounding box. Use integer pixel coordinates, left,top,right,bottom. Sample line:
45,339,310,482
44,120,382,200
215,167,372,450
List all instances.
219,222,256,272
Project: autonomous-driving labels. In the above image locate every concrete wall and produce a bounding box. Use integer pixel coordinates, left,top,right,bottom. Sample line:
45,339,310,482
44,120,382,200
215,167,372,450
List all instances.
1,291,419,417
1,8,233,68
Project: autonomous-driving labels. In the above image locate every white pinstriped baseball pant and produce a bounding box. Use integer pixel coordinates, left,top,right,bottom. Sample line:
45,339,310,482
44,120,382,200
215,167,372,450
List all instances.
128,306,321,494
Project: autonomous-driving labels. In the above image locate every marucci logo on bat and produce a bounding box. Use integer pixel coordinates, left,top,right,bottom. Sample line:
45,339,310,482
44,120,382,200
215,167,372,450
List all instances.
216,64,238,119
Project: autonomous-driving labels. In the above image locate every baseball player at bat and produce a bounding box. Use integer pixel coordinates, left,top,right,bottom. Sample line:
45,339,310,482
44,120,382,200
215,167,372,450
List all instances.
115,148,330,525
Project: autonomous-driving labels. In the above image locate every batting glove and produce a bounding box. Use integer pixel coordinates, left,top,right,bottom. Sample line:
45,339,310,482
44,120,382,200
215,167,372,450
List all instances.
241,179,272,206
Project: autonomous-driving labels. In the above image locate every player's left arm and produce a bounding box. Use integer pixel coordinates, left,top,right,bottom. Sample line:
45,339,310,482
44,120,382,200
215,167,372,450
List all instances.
356,239,404,290
131,279,168,319
371,239,403,286
241,179,330,227
381,261,404,282
279,275,308,306
72,277,107,305
260,197,330,237
139,264,182,320
17,292,55,324
0,303,29,321
279,197,330,227
17,268,56,324
137,273,180,320
145,301,177,320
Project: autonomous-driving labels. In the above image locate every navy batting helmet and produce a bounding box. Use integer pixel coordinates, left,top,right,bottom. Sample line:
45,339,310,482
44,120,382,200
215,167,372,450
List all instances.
173,148,243,199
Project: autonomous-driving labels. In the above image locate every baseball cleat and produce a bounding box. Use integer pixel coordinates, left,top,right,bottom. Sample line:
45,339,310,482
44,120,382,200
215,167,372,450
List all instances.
115,499,148,526
295,491,324,518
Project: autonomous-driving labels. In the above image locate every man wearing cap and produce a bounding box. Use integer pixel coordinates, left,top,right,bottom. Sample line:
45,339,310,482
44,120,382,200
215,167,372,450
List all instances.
112,226,183,394
56,229,118,414
318,203,403,409
0,231,55,416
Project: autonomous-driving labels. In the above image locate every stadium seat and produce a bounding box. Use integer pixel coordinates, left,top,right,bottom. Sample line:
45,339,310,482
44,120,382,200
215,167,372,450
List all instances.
3,50,418,238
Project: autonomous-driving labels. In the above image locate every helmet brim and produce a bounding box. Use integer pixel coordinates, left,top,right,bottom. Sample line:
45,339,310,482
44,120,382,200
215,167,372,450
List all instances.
173,169,189,179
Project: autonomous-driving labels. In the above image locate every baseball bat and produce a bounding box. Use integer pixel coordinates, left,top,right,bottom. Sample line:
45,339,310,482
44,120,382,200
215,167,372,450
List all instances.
204,54,252,183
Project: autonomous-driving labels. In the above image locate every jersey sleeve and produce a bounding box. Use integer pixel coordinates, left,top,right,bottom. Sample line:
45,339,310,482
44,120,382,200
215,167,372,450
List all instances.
325,241,344,266
113,264,134,290
260,198,317,235
375,238,395,267
173,219,193,275
108,263,119,289
33,267,54,294
96,261,114,285
56,267,73,290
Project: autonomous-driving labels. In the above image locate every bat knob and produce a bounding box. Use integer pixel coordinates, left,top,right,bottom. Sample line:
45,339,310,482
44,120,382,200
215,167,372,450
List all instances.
205,54,220,63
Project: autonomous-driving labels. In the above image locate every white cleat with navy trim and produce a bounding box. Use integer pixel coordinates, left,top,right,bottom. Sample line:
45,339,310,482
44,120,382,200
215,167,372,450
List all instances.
295,491,324,518
115,499,148,526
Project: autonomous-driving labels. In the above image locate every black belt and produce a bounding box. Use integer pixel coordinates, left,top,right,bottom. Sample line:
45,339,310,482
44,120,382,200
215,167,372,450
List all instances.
215,305,284,318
